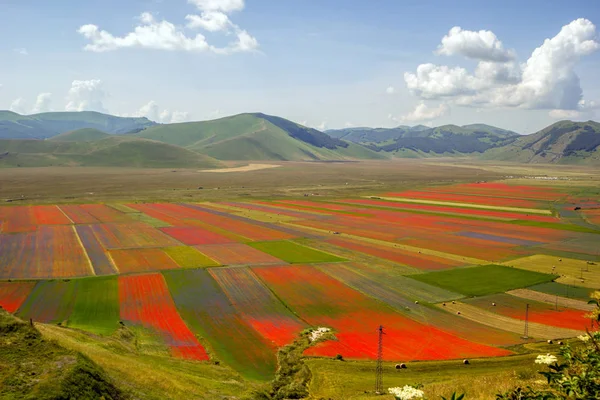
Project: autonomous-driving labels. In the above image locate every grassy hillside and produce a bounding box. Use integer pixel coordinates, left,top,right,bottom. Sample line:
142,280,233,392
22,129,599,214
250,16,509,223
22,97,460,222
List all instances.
0,137,222,168
0,310,125,399
483,120,600,164
51,128,111,142
326,123,519,156
136,113,385,161
0,111,156,139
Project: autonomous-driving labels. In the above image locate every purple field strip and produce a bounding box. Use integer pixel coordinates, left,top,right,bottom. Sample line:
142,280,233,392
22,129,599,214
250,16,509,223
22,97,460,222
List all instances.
457,231,543,246
76,226,117,276
180,203,320,239
0,233,36,279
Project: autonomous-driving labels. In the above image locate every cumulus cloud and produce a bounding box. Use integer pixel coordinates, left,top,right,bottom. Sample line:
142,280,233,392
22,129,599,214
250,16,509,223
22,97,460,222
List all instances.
65,79,107,112
79,1,258,54
31,93,52,113
136,100,190,123
14,48,28,56
9,98,28,114
399,102,449,122
386,86,395,95
436,27,515,61
404,18,599,111
549,99,599,120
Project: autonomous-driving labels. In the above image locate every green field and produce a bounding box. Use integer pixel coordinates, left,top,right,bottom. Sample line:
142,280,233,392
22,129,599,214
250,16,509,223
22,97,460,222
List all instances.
527,281,595,301
67,276,120,336
163,246,220,268
410,265,558,297
248,240,347,263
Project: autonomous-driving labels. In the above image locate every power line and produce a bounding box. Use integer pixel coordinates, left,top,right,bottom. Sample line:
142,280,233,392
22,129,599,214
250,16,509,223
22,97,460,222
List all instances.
375,325,385,394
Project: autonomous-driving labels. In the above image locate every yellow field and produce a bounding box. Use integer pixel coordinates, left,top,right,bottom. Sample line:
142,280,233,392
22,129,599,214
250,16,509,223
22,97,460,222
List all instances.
438,302,584,339
503,255,600,288
377,196,552,215
197,202,301,223
507,289,595,311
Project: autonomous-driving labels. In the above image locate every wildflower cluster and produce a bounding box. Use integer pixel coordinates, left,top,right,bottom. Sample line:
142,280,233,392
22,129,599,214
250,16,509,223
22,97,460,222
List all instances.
388,385,425,400
534,353,558,365
308,327,331,342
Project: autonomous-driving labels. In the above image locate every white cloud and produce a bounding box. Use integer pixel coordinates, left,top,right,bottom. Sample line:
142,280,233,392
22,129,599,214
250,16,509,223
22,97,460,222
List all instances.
315,121,327,131
404,18,599,111
386,86,395,95
80,1,258,54
65,79,107,112
188,0,244,13
135,100,190,123
400,102,449,122
186,12,232,32
436,26,515,61
14,48,28,56
9,98,28,114
549,99,599,119
344,121,354,127
31,93,52,113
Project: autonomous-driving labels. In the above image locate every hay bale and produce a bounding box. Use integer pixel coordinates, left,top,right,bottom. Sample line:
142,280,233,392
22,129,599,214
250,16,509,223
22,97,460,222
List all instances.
547,340,553,344
492,302,496,306
395,364,402,369
442,303,446,307
452,301,456,304
400,363,407,369
457,311,461,315
414,301,419,304
558,341,564,345
463,359,470,365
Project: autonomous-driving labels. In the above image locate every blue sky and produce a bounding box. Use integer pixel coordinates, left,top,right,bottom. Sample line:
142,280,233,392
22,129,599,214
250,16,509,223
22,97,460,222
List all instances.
1,0,599,133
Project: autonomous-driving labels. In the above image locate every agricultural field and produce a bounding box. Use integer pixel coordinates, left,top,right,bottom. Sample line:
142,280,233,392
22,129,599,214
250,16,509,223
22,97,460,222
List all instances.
1,177,599,396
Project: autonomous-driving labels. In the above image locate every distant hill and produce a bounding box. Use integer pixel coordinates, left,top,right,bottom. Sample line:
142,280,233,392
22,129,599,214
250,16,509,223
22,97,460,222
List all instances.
135,113,385,161
326,124,519,156
0,111,156,139
50,128,111,142
483,120,600,164
0,136,222,168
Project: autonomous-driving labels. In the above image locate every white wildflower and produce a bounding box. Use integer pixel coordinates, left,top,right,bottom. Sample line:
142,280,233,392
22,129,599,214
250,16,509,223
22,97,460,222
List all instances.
309,327,331,342
578,334,590,342
388,385,424,400
535,353,558,365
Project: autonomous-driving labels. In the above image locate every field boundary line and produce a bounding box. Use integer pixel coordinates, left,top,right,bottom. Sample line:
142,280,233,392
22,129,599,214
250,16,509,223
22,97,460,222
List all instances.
57,206,75,224
283,222,486,265
72,225,96,277
105,251,120,275
375,196,552,215
507,289,595,311
438,302,584,339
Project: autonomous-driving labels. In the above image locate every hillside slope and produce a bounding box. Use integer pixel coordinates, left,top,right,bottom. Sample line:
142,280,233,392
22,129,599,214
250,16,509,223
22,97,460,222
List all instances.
135,113,385,161
326,124,519,156
50,128,111,142
0,111,156,139
483,120,600,164
0,136,222,168
0,310,124,399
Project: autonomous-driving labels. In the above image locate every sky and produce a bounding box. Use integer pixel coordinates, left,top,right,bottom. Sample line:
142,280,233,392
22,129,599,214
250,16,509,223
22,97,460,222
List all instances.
1,0,599,133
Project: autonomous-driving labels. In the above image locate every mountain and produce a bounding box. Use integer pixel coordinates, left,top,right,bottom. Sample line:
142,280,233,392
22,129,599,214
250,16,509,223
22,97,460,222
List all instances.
0,136,222,168
134,113,386,161
483,120,600,164
325,123,519,156
50,128,111,142
0,111,156,139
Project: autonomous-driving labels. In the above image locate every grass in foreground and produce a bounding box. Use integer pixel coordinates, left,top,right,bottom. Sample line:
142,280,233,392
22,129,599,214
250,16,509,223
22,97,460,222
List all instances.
0,310,124,400
37,322,261,400
306,347,549,400
410,265,557,297
248,240,347,264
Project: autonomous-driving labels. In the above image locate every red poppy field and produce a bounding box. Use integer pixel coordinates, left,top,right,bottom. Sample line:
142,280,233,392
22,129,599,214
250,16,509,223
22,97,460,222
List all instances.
0,180,598,381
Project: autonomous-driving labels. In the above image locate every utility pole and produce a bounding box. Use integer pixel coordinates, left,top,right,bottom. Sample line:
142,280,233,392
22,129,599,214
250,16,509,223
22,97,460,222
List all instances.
522,304,530,339
375,325,384,395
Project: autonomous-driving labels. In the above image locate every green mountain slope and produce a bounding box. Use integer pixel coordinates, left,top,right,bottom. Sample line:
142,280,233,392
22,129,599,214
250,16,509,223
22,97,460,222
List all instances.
325,123,519,156
50,128,111,142
483,120,600,164
136,113,385,161
0,111,156,139
0,310,125,399
0,136,222,168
